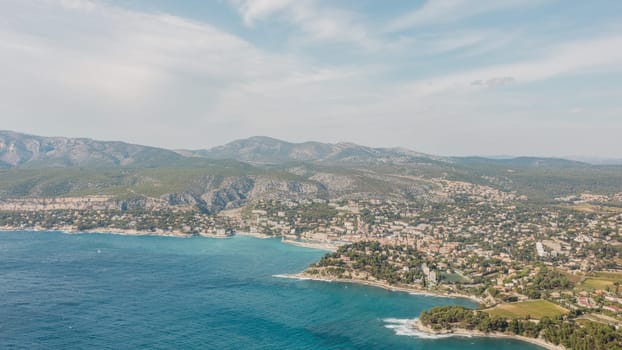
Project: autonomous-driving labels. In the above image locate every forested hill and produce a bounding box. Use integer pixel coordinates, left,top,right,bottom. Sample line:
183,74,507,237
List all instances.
419,305,622,350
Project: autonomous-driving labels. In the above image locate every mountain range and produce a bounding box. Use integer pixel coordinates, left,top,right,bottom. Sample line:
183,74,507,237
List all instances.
178,135,441,165
0,131,444,168
1,130,621,212
0,130,186,168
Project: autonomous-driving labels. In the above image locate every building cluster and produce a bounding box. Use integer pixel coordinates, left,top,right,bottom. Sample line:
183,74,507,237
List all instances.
235,192,622,318
0,209,235,237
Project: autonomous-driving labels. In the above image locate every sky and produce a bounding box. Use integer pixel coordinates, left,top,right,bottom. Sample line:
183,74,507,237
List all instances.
1,0,621,157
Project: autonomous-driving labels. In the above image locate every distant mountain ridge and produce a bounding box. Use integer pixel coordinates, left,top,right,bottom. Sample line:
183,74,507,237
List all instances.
0,130,182,168
0,130,595,169
180,135,443,164
565,156,622,166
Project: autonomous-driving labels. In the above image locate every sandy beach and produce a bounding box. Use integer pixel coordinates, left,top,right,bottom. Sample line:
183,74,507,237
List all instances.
234,231,274,239
280,239,340,251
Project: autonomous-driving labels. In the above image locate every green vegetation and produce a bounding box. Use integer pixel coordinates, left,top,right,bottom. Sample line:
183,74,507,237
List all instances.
420,305,622,350
440,271,471,283
452,157,622,202
311,241,424,285
582,278,616,291
521,267,573,299
581,272,622,292
0,209,235,235
0,166,248,198
485,300,568,319
4,132,622,209
594,272,622,280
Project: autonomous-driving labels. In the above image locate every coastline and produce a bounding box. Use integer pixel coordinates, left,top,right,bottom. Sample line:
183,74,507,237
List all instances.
0,226,349,248
2,227,561,350
234,231,273,239
0,225,223,238
1,225,344,252
0,227,340,247
411,319,565,350
282,272,483,304
280,239,339,252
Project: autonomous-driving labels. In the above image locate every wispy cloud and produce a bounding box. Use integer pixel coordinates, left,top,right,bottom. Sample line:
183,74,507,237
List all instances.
0,0,363,144
228,0,380,49
386,0,546,32
400,35,622,95
228,0,295,26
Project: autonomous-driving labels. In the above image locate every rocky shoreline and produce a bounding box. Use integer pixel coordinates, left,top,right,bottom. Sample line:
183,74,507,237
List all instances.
411,318,565,350
280,273,565,349
283,272,484,304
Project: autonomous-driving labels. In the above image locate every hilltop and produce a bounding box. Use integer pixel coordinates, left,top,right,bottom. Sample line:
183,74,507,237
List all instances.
179,135,439,165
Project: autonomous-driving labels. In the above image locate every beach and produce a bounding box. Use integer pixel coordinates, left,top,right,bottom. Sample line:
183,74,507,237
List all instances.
234,231,274,239
280,239,340,251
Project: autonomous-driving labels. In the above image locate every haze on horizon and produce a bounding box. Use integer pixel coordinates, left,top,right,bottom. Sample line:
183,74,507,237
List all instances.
1,0,621,158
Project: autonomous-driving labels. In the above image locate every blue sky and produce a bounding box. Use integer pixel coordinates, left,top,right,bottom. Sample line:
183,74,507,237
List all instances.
1,0,621,157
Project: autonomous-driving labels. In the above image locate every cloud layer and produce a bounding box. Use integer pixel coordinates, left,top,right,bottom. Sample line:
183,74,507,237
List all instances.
1,0,621,157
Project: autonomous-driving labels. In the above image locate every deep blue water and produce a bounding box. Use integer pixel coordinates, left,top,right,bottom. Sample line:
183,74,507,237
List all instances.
0,231,542,349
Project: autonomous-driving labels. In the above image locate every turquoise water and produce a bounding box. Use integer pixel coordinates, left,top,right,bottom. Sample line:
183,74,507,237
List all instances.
0,231,541,349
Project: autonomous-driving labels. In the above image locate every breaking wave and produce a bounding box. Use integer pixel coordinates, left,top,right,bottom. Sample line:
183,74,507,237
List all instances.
382,318,465,339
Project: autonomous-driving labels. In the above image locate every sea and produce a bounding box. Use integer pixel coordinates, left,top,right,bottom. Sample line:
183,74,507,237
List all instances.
0,230,542,349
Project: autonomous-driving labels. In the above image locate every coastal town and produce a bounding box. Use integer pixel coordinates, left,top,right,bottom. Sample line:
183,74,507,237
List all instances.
3,0,622,348
2,179,622,348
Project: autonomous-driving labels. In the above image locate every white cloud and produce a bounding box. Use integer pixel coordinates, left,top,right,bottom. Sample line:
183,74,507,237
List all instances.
400,35,622,96
409,29,519,57
1,0,270,98
228,0,380,49
57,0,97,11
386,0,546,32
0,0,371,147
229,0,296,25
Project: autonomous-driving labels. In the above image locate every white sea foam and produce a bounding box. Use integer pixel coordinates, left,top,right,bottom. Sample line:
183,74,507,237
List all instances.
382,318,462,339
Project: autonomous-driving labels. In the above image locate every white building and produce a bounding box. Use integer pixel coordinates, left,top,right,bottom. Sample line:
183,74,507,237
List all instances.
536,242,548,257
